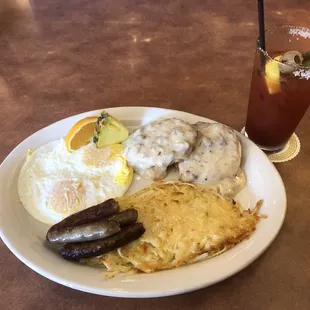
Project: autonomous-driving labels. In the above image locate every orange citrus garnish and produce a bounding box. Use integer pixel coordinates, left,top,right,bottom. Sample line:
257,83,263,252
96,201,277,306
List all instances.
265,55,282,95
65,116,98,152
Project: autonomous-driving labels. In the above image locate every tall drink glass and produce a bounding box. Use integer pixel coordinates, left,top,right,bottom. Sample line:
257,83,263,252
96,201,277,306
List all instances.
245,26,310,152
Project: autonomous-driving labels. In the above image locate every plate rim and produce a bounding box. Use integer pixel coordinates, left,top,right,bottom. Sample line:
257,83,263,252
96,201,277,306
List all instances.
0,106,287,298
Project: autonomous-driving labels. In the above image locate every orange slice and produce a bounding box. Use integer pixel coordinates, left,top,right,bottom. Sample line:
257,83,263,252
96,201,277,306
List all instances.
65,116,98,152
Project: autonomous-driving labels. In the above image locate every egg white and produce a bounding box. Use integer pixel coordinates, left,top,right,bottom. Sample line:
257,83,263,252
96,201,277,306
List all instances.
18,139,132,225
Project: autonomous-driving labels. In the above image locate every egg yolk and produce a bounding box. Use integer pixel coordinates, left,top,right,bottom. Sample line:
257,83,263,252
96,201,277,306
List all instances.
47,180,85,215
108,144,133,186
82,144,111,168
81,143,133,187
82,143,124,168
113,156,133,187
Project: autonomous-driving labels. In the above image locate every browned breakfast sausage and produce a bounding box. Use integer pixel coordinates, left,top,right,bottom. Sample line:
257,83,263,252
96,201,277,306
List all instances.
59,223,145,260
46,208,138,243
46,219,121,243
47,199,119,237
109,209,138,227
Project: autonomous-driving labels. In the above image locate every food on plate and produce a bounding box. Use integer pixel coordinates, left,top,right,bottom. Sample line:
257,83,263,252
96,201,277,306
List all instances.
45,197,143,258
123,118,197,180
65,111,128,152
26,149,34,160
204,168,246,200
18,139,133,225
179,122,241,182
109,209,138,226
47,198,120,232
65,116,98,152
122,117,245,199
47,218,121,243
46,205,138,244
178,122,245,199
86,182,263,275
60,222,145,261
93,111,129,148
19,111,247,228
19,110,267,278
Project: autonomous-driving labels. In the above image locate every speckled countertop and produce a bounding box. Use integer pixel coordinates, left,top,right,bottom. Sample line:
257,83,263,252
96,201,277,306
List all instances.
1,1,310,309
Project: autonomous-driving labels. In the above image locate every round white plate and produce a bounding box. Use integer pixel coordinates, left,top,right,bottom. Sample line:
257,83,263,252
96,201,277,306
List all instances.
0,107,286,298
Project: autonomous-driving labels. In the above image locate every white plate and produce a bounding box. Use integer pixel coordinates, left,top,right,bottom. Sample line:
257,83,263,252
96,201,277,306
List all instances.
0,107,286,298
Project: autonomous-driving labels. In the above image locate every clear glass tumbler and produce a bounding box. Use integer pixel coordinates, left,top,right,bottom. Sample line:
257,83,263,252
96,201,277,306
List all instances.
245,26,310,152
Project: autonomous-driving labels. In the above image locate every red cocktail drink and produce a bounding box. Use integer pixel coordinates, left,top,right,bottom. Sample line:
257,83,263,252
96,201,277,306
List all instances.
245,26,310,151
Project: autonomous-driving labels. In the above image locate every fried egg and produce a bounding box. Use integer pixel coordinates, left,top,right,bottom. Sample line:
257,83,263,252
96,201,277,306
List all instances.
18,139,133,224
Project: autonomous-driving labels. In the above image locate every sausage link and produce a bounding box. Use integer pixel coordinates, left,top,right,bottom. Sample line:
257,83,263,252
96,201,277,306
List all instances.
47,219,120,243
47,198,119,238
59,223,145,260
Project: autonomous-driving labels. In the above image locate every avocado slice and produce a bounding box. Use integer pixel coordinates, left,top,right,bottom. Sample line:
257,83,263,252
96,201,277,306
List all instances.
93,111,129,148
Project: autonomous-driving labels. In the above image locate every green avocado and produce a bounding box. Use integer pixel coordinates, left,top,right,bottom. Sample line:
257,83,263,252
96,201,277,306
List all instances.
93,111,129,148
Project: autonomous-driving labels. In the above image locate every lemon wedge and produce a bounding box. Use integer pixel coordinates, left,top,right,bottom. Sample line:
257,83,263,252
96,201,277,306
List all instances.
264,55,282,95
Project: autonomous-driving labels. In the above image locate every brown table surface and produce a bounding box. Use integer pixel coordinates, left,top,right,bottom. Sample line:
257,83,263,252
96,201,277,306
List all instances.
1,1,310,309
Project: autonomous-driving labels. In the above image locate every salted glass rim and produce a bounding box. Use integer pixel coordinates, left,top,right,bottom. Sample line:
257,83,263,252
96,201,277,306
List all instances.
257,25,310,72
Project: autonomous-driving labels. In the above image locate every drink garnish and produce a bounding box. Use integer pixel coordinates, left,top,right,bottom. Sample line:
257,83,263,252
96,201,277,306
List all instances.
302,59,310,67
302,51,310,67
278,51,303,74
264,55,282,94
302,50,310,60
265,50,307,93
